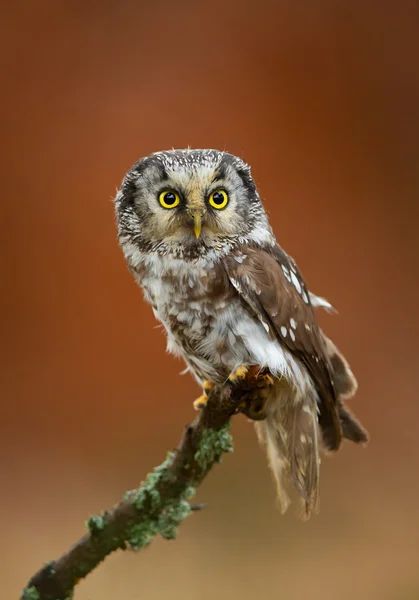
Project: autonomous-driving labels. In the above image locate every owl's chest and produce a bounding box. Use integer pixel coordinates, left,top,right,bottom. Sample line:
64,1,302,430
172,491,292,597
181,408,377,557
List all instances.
139,257,235,336
137,256,243,378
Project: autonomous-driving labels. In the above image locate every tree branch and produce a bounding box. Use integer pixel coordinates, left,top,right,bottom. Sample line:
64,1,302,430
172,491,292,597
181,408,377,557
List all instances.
21,384,244,600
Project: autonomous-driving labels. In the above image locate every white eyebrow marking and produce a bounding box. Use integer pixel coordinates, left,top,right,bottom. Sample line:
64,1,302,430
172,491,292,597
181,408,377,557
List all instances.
280,326,288,337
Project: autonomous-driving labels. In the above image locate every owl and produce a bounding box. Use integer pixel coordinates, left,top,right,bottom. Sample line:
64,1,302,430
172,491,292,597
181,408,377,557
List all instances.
114,149,368,516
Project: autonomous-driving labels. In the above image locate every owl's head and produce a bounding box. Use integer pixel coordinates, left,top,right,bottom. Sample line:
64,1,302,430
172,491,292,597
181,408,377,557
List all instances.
115,149,273,261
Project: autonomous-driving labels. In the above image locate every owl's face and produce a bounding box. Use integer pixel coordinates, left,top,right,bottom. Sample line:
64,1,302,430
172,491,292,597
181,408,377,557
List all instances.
115,149,272,259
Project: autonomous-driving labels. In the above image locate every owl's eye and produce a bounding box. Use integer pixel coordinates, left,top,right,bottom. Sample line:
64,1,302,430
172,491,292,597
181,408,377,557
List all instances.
159,190,180,209
208,189,229,210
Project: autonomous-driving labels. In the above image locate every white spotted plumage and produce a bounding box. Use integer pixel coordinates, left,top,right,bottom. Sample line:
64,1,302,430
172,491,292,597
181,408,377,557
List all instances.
131,250,311,394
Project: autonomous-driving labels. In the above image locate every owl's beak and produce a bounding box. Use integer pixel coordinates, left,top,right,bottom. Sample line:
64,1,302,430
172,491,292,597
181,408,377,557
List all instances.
193,213,202,239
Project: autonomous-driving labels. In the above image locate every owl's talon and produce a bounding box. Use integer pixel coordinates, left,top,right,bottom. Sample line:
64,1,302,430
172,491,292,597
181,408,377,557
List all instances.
193,395,209,410
203,380,214,392
258,373,274,387
237,389,269,421
193,380,215,410
229,365,249,383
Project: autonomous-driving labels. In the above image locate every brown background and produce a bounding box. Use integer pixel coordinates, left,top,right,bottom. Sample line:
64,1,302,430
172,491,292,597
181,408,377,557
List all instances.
2,1,419,599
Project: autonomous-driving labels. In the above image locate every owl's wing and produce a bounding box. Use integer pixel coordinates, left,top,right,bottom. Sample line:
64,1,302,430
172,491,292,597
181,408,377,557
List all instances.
223,245,342,450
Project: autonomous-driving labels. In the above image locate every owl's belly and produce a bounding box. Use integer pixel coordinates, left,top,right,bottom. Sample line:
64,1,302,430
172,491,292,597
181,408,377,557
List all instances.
139,257,294,385
157,297,295,385
155,297,247,383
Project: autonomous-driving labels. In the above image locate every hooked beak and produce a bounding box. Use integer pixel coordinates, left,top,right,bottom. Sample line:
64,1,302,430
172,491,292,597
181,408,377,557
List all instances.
193,213,202,239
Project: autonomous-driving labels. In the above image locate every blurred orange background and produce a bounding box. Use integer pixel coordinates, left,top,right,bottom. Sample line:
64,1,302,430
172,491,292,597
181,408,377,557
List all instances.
2,1,419,599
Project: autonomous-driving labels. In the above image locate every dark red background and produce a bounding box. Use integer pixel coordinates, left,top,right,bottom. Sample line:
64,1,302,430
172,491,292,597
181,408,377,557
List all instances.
2,1,419,598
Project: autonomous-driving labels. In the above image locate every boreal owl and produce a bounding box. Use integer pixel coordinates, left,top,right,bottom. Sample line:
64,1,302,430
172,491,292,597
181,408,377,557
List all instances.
114,149,368,516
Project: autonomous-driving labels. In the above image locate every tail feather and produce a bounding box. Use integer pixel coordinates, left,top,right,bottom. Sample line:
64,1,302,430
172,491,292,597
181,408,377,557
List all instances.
321,333,369,445
255,386,320,518
290,403,320,516
254,338,368,516
322,333,358,400
255,419,291,513
339,404,369,444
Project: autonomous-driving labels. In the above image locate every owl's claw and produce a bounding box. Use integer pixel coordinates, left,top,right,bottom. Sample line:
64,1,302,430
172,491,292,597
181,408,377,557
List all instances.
229,365,249,382
234,388,270,421
203,380,214,392
193,380,215,410
229,366,274,420
193,395,209,410
257,372,274,387
229,365,274,387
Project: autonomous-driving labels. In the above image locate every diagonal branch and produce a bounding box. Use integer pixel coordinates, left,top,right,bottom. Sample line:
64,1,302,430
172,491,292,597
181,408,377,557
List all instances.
21,384,246,600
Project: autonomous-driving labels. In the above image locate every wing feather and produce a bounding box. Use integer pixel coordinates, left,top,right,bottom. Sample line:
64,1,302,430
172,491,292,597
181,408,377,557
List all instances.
224,245,342,450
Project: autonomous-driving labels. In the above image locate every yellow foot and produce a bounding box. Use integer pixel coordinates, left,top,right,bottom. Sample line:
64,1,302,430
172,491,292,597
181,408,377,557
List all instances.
193,380,215,411
193,395,208,410
229,365,249,383
229,365,274,387
203,380,214,392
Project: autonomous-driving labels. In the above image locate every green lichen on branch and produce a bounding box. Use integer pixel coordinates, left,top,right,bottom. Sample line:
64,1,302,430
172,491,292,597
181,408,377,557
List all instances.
127,421,234,550
128,454,196,550
133,452,176,511
194,421,234,471
128,496,193,550
86,515,106,533
21,587,40,600
42,561,56,577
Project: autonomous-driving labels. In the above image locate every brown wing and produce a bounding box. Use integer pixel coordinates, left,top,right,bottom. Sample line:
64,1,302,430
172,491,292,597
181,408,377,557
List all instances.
223,244,342,450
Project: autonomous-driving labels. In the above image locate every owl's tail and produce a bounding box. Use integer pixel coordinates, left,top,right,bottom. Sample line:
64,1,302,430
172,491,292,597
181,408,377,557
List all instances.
254,339,368,517
321,334,369,446
254,384,320,518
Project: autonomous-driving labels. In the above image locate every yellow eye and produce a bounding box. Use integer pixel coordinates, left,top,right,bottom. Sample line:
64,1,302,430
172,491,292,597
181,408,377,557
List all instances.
208,189,229,210
159,190,180,209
